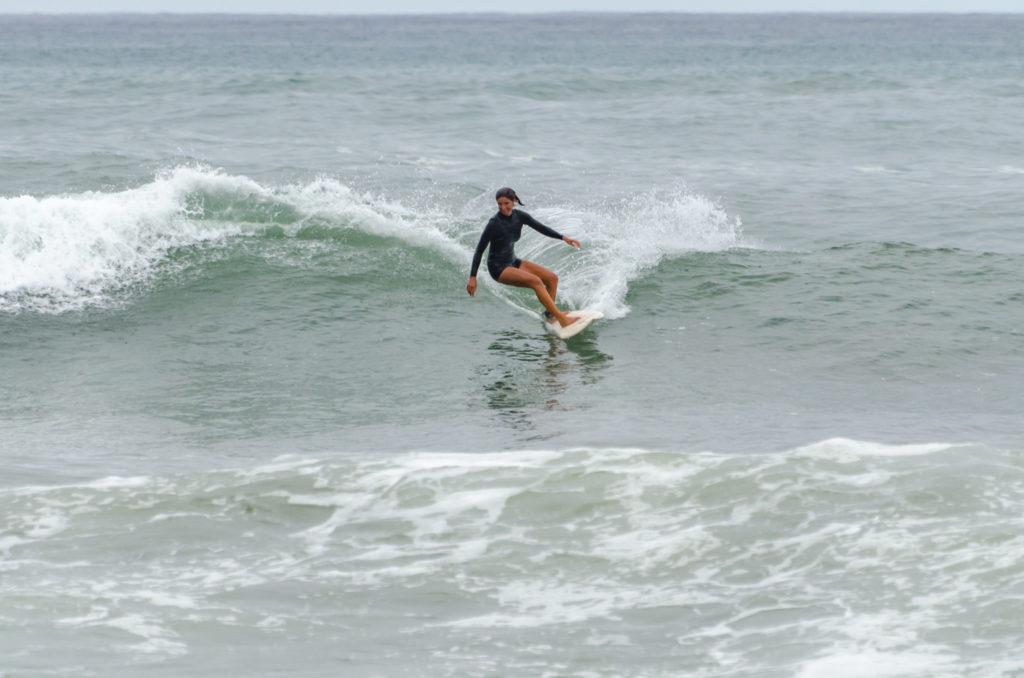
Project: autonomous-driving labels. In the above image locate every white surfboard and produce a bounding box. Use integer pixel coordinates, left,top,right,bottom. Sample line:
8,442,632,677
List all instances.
545,310,604,339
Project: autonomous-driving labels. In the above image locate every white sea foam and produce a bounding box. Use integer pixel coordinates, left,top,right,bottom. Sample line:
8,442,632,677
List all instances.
102,614,187,656
795,647,956,678
3,474,153,497
853,165,899,173
56,606,110,626
445,579,630,629
0,166,471,313
4,440,1020,675
0,166,271,312
795,437,954,461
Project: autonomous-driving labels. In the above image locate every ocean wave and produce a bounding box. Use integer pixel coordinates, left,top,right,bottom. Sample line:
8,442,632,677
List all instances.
0,167,247,312
1,168,742,318
2,440,1020,674
0,167,264,313
496,186,744,319
0,166,469,314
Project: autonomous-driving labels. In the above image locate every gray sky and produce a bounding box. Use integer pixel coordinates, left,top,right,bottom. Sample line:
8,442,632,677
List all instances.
2,0,1020,12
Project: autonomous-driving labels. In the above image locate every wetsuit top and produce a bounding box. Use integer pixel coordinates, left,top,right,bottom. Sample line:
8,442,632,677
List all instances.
470,209,564,279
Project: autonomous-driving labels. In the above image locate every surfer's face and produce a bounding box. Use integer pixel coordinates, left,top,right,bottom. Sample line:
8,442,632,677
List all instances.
497,197,515,216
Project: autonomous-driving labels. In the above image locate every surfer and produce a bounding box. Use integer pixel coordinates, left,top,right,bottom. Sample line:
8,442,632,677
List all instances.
466,187,582,328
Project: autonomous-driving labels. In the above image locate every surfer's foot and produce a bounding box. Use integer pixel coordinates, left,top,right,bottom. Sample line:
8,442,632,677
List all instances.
545,309,578,327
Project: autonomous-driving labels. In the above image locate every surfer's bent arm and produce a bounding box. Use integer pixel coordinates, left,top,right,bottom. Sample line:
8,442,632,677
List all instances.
521,211,581,249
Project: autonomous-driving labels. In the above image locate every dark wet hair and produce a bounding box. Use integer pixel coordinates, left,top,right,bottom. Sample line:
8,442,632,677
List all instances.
495,187,524,206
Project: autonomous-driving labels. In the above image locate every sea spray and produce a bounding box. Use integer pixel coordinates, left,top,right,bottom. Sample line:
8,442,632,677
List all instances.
509,186,743,318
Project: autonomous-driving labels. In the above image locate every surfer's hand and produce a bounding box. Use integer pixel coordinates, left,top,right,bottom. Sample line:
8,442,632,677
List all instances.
466,277,477,296
563,237,581,249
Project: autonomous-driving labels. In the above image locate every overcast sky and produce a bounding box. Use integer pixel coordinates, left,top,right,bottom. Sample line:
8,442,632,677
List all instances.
2,0,1020,12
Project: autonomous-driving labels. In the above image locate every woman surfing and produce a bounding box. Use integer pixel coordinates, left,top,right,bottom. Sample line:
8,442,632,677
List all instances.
466,187,582,329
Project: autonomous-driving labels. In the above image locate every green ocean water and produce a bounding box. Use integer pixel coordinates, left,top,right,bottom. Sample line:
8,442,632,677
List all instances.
2,13,1024,677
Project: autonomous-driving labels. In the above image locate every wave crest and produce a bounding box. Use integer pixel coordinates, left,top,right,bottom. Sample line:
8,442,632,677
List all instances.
0,167,467,313
2,169,741,316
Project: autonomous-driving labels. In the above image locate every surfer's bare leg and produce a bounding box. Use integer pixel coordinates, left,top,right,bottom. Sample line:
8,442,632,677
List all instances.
498,265,578,327
519,260,558,306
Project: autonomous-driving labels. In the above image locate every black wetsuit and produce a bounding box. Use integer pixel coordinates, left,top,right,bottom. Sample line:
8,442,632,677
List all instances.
470,209,564,281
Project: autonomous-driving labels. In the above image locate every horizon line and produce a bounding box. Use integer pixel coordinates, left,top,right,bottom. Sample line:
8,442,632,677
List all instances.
2,9,1021,15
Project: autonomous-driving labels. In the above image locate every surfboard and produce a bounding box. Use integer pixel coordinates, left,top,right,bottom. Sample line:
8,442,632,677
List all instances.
545,310,604,339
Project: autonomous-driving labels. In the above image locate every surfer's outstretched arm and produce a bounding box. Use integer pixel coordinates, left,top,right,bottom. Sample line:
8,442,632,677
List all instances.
520,212,581,250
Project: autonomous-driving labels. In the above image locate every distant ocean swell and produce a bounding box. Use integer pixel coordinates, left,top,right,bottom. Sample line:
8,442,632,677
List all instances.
0,166,741,316
2,440,1022,675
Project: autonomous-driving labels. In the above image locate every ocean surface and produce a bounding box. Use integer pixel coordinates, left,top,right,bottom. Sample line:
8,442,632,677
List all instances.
2,12,1023,677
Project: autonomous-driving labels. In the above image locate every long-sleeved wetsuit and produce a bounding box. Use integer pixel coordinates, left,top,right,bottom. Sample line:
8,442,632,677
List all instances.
470,209,564,280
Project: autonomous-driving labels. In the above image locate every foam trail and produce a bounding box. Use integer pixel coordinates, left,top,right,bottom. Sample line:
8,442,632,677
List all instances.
275,176,470,263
